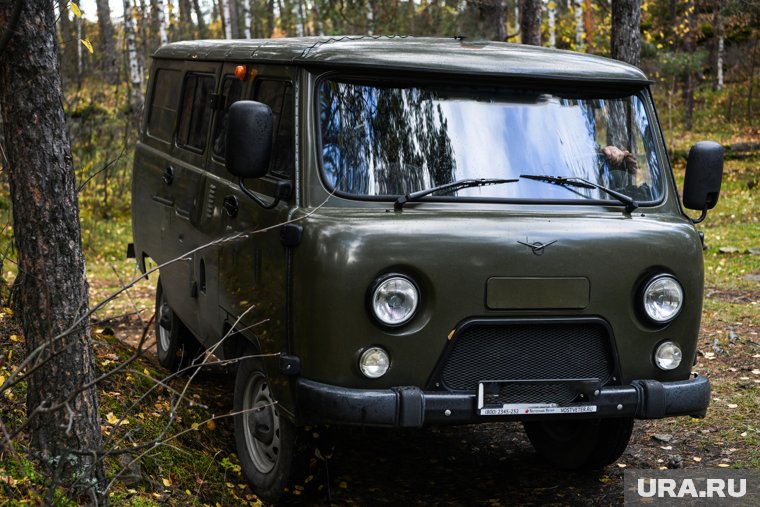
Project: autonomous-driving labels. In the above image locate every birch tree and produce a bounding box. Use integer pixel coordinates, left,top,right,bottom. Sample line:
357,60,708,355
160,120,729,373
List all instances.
123,0,144,111
96,0,118,82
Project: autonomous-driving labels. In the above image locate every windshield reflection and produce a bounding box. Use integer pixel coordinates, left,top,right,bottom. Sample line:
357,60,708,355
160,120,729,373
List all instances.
320,80,663,204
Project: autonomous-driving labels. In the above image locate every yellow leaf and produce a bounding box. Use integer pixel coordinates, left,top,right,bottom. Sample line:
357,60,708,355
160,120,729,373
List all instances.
143,368,150,376
162,477,172,487
80,39,94,54
3,307,14,316
339,481,348,489
70,3,81,18
206,420,217,430
9,334,20,342
0,375,5,385
191,422,200,430
718,463,730,468
106,412,119,425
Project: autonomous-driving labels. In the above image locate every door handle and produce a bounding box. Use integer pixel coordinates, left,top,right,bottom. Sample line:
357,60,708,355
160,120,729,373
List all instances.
223,195,239,217
163,165,174,185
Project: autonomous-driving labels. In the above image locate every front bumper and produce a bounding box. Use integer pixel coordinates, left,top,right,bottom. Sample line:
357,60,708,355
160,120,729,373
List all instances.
296,374,710,427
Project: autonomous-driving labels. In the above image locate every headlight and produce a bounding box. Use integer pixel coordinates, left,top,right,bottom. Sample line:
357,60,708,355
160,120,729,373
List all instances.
642,275,683,324
371,275,419,327
359,347,390,378
654,341,682,370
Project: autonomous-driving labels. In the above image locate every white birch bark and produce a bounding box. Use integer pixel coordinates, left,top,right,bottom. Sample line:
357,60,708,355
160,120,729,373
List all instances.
545,1,556,48
717,1,725,91
243,0,252,39
574,0,584,51
367,1,374,36
156,0,169,45
222,0,232,39
123,0,144,110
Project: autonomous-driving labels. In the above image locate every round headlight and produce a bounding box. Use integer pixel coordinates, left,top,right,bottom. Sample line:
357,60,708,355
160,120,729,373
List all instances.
654,341,682,370
642,275,683,324
371,275,419,327
359,347,390,378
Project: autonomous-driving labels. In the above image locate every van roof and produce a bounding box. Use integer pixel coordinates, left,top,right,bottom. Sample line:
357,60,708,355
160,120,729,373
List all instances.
152,36,649,86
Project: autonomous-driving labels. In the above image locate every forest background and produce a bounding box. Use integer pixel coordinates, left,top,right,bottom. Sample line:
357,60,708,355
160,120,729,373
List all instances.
0,0,758,505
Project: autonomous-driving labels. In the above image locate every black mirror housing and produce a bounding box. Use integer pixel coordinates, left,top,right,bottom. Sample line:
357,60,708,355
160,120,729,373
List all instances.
683,141,723,211
225,101,273,179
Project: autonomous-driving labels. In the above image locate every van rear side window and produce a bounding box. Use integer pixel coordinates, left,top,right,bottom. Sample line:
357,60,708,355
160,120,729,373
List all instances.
147,69,181,142
177,74,215,152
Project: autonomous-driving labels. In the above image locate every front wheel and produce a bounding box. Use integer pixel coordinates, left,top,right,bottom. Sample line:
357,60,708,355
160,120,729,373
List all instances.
523,417,634,469
234,352,309,503
155,277,203,372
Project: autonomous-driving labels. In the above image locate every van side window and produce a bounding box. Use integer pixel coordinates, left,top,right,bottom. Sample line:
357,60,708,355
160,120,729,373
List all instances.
147,69,181,142
177,74,215,152
254,80,294,177
212,77,243,158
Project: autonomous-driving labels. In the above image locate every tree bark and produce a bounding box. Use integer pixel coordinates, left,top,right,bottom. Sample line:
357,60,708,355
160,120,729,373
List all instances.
0,0,105,501
192,0,207,38
123,0,144,112
520,0,542,46
610,0,641,66
95,0,118,83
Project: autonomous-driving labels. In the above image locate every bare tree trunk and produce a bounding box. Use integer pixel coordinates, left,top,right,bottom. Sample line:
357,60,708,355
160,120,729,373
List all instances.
124,0,144,112
228,0,240,38
221,0,232,38
520,0,542,46
546,0,556,48
192,0,207,38
583,0,593,50
0,0,105,501
716,0,724,91
242,0,252,38
610,0,640,66
76,12,83,88
683,0,695,130
96,0,119,82
313,0,324,36
574,0,584,50
267,0,275,37
156,0,169,45
178,0,194,39
748,38,758,125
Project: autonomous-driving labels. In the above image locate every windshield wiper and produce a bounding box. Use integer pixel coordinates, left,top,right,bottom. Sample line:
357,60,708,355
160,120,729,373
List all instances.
520,174,638,214
394,178,518,210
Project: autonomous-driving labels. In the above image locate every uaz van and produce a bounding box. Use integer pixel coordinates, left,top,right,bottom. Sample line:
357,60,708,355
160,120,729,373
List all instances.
131,36,723,502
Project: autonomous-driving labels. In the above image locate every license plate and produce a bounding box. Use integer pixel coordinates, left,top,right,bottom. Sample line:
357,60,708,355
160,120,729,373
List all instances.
477,381,598,416
479,404,598,416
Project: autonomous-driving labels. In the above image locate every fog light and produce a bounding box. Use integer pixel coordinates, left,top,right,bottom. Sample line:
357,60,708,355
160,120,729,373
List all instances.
359,347,390,378
654,341,682,370
642,275,683,324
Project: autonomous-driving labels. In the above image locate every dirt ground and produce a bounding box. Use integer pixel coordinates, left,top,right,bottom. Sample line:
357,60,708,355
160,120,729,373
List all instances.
109,286,759,506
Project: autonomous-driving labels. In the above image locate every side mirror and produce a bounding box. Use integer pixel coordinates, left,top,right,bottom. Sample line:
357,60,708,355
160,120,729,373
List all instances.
682,141,723,220
225,101,273,179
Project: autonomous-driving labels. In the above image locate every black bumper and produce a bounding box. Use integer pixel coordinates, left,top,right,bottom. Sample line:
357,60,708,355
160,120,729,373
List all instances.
296,375,710,427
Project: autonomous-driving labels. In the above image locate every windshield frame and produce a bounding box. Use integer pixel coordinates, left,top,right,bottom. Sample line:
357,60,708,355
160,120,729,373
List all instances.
313,70,670,209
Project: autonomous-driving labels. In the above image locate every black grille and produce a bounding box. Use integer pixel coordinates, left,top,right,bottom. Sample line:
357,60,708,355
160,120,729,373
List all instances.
439,321,614,402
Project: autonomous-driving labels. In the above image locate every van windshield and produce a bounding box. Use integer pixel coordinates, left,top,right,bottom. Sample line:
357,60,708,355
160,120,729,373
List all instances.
319,78,665,204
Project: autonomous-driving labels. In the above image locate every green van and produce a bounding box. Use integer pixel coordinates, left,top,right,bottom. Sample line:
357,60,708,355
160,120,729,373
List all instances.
131,36,723,502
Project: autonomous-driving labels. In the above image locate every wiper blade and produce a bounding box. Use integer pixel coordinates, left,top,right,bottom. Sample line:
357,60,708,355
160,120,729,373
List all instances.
394,178,518,210
520,174,638,214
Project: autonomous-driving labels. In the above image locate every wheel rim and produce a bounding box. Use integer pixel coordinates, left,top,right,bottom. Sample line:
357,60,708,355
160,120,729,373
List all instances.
242,373,281,474
157,299,172,353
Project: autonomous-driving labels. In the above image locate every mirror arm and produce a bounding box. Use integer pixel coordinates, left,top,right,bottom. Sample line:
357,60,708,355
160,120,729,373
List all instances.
238,178,292,210
689,208,708,225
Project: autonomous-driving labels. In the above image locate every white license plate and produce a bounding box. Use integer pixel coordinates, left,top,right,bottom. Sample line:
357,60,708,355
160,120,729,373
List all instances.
479,404,598,416
477,382,598,416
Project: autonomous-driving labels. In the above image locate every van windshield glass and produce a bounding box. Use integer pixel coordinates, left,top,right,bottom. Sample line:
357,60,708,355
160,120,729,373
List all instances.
319,79,664,204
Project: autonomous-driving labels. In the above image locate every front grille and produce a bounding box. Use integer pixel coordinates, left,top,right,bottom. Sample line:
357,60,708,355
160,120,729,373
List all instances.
438,320,614,403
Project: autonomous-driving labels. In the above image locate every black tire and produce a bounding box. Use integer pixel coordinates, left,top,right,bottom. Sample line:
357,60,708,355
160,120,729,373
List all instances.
523,417,634,470
155,277,203,372
234,352,311,504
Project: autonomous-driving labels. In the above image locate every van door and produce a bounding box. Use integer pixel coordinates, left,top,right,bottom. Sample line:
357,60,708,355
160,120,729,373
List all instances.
159,62,220,337
205,66,297,375
195,64,249,348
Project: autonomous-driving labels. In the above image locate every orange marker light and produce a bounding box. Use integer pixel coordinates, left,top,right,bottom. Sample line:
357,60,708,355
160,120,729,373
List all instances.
234,65,247,81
